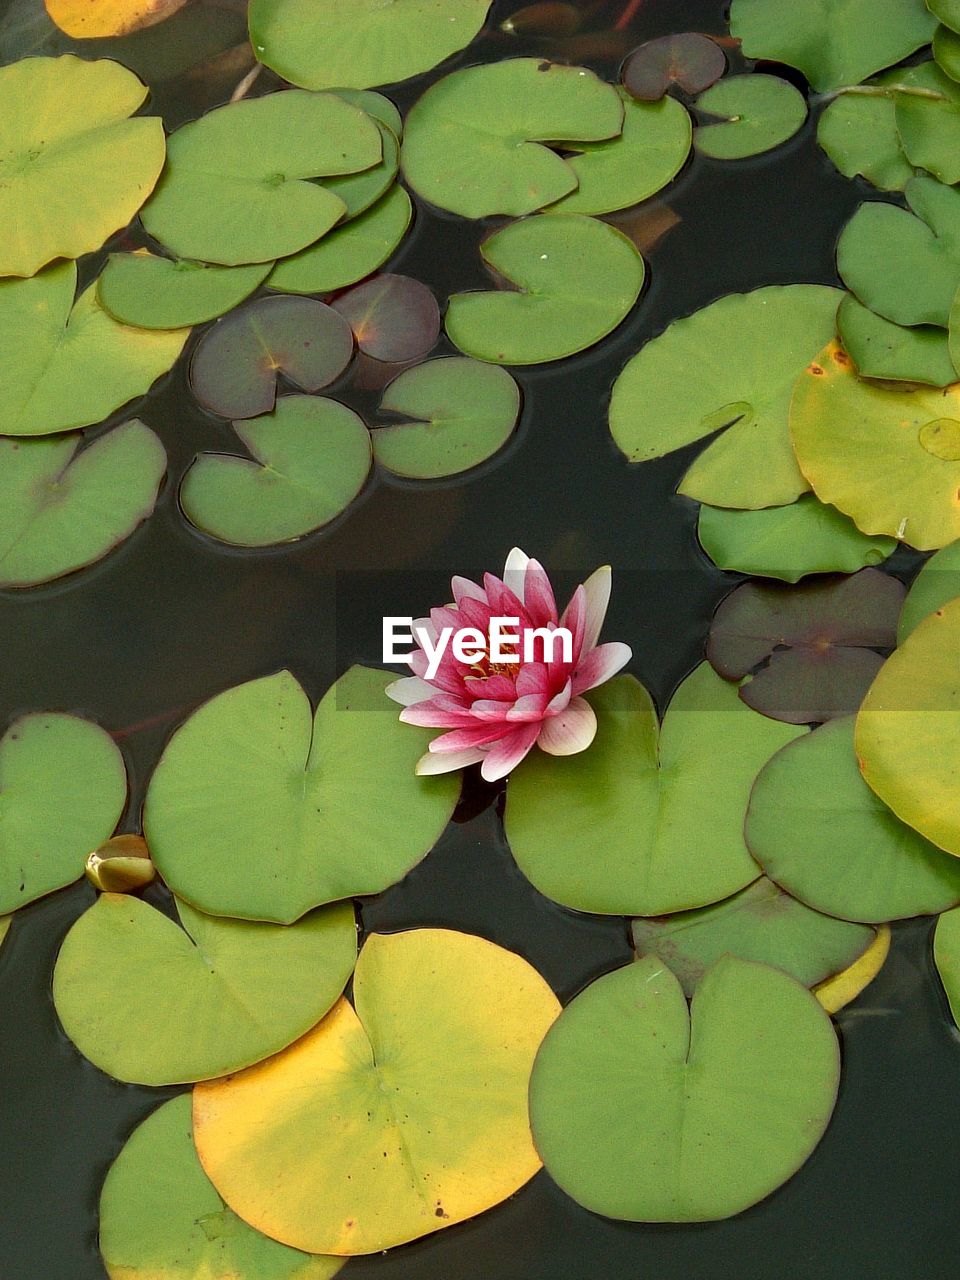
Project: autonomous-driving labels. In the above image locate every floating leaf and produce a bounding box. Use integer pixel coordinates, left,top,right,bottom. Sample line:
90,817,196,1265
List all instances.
193,929,560,1253
707,569,904,723
248,0,493,91
544,89,691,215
0,422,166,588
857,595,960,856
621,32,725,101
100,1096,344,1280
180,396,371,546
268,185,412,296
930,0,960,32
837,292,958,386
0,56,165,278
837,175,960,328
790,338,960,549
144,668,459,923
54,894,356,1085
729,0,937,93
813,924,891,1013
335,89,404,140
331,274,439,363
747,717,960,920
0,918,9,952
372,358,520,478
631,878,874,997
141,92,382,265
609,285,841,508
401,58,624,219
935,23,960,79
446,215,643,365
98,253,271,331
953,280,960,372
898,538,960,640
0,263,188,437
529,955,839,1222
694,75,807,160
189,298,355,420
44,0,187,37
698,494,896,582
504,665,802,917
934,906,960,1030
84,834,155,893
0,713,126,914
816,88,913,191
323,113,399,220
894,62,960,184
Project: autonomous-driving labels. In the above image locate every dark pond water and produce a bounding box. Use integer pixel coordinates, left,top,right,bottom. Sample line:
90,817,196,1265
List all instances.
1,1,957,1276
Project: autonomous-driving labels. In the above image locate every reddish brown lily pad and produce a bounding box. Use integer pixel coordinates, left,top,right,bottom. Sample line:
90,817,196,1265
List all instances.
706,568,905,724
622,33,726,102
331,274,441,363
189,296,355,419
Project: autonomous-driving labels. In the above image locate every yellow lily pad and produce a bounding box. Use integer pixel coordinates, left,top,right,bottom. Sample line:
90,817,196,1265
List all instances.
45,0,188,37
814,925,891,1014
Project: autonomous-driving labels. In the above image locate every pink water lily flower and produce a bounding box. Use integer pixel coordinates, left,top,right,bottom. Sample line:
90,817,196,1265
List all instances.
386,548,631,782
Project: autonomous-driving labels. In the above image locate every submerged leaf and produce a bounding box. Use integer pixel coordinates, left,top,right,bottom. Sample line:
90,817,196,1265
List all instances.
621,32,726,101
501,3,582,36
98,253,271,331
331,274,440,363
695,75,807,160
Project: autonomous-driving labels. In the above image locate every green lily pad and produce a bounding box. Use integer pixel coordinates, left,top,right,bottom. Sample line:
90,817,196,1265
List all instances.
544,89,691,216
180,396,371,547
894,62,960,184
952,281,960,372
694,75,808,160
54,894,357,1085
935,23,960,79
446,215,643,365
334,90,404,140
0,262,189,437
632,877,875,997
698,494,896,583
609,284,841,508
934,907,960,1032
816,89,913,191
898,539,960,641
837,175,960,328
791,338,960,549
0,713,126,915
140,91,382,266
837,293,958,386
729,0,937,93
401,58,624,219
98,253,271,330
331,275,440,363
248,0,493,91
529,955,839,1222
621,33,726,101
0,55,165,278
747,716,960,921
930,0,960,33
323,117,400,221
144,667,459,923
856,595,960,856
372,358,520,479
99,1096,344,1280
189,298,355,420
267,186,412,296
0,421,166,589
504,664,802,917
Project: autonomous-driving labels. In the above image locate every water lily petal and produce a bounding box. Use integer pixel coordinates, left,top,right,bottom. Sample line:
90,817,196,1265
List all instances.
581,564,612,651
429,723,512,752
521,559,559,628
515,662,551,698
480,721,541,781
385,676,436,706
503,546,531,600
572,641,632,695
482,572,527,625
506,693,549,722
537,696,597,756
560,583,587,657
415,746,484,775
400,701,476,729
451,574,487,606
464,674,516,701
545,677,573,716
468,699,515,722
409,650,463,695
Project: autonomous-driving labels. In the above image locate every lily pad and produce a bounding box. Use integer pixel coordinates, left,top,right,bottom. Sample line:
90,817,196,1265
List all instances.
707,569,904,723
837,293,958,386
446,215,643,365
694,75,808,160
180,396,371,546
141,91,382,265
504,664,802,917
837,175,960,328
621,33,726,101
935,23,960,79
53,894,357,1085
631,878,875,997
267,186,412,296
816,89,913,191
729,0,937,93
609,285,841,508
0,713,126,915
930,0,960,31
98,253,271,331
529,955,839,1222
0,262,189,437
0,421,166,588
544,90,691,215
790,338,960,549
193,929,560,1253
401,58,624,219
45,0,187,37
334,90,404,140
813,924,891,1013
0,55,165,277
248,0,493,91
856,594,960,856
894,62,960,184
189,298,355,420
323,116,400,221
898,538,960,640
746,716,960,921
697,494,896,582
144,667,459,923
372,358,520,479
0,918,9,952
331,275,439,363
934,906,960,1029
100,1096,344,1280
